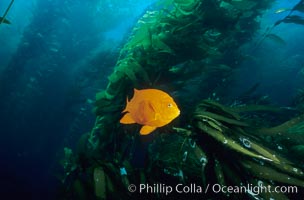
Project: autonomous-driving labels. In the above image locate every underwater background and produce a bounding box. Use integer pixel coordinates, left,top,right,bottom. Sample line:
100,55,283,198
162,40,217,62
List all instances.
0,0,304,199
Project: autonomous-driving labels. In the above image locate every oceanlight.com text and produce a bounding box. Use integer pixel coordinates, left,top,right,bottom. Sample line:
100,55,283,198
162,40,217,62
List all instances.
211,183,298,196
127,183,298,196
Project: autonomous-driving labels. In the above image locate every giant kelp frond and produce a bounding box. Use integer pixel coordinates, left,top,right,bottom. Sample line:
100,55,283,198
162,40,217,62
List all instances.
192,100,304,197
149,133,207,182
146,100,304,199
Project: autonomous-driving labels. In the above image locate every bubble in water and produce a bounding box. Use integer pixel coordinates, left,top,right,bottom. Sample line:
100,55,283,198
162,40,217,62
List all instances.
241,138,251,148
200,157,207,164
182,151,188,162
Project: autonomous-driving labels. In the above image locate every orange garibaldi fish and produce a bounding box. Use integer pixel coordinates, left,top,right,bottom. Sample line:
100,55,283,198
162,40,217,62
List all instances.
120,89,180,135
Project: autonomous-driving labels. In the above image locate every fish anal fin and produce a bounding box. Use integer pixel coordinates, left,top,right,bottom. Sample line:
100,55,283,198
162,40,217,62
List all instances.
140,126,157,135
120,113,136,124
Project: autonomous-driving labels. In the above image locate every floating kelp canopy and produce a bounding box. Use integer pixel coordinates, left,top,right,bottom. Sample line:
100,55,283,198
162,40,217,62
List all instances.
59,0,304,199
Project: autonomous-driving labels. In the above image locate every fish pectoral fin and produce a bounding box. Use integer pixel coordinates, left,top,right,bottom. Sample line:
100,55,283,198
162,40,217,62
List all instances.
140,126,157,135
120,113,136,124
148,101,157,112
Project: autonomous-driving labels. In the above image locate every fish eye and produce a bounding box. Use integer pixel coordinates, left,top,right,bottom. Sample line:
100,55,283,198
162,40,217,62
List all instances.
168,103,173,108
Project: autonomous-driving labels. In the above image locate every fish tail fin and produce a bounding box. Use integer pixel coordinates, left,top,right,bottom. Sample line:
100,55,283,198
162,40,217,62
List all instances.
120,113,135,124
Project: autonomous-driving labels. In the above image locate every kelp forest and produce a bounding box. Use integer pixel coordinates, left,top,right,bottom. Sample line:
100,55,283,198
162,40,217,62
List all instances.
58,0,304,199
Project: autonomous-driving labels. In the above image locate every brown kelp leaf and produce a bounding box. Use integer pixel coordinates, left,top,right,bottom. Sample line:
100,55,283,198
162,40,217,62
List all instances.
265,34,286,46
293,0,304,12
174,0,200,12
116,62,137,83
151,35,174,54
258,114,304,135
221,161,242,185
125,22,152,50
279,15,304,26
105,174,115,193
94,167,106,199
96,90,115,101
248,140,281,163
195,111,248,127
196,121,274,162
214,159,226,185
197,100,241,120
194,114,225,132
241,160,304,187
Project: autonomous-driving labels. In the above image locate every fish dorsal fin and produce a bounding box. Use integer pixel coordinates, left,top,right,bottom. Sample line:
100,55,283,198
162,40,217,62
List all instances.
120,113,136,124
134,88,139,94
140,125,157,135
122,97,129,113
